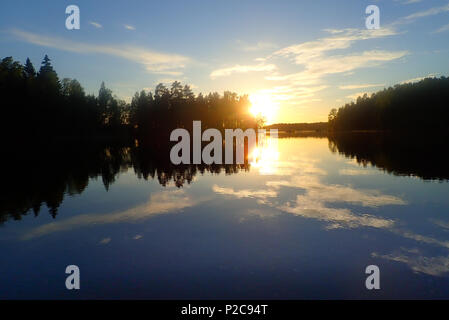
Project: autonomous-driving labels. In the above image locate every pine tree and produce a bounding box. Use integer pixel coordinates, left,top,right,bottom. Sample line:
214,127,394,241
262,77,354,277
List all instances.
23,57,36,78
37,55,61,94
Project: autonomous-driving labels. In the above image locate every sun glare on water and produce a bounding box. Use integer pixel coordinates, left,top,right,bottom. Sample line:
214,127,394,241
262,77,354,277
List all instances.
249,93,278,124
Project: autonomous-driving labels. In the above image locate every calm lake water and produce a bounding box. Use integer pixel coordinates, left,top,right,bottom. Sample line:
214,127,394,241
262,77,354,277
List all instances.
1,134,449,299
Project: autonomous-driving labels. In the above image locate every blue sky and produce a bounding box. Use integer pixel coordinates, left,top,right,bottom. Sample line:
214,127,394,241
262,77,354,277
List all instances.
1,0,448,122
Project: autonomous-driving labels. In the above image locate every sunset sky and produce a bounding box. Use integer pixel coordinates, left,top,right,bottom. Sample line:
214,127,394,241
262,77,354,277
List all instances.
1,0,448,123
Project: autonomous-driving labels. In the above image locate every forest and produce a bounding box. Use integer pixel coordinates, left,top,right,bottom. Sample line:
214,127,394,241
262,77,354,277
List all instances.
0,55,258,142
328,76,449,132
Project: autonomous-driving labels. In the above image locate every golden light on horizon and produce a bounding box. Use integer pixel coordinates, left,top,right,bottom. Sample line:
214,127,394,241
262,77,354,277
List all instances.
249,92,279,124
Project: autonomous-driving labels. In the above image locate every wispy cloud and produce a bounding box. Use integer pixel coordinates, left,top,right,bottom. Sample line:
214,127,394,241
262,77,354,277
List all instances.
400,73,437,84
394,0,423,4
210,63,277,79
237,40,278,52
89,21,102,28
433,23,449,33
258,28,404,106
11,28,189,75
394,3,449,24
124,24,136,30
272,28,399,63
339,83,385,90
346,91,374,100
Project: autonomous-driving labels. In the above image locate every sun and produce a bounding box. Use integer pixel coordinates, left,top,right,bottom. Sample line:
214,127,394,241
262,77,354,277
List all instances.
249,93,278,124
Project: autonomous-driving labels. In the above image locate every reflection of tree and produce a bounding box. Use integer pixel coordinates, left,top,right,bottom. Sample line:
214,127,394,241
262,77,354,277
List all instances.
0,142,249,224
328,132,449,181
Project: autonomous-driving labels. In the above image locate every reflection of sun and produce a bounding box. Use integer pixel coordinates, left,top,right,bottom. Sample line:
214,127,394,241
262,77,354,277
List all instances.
249,93,278,124
250,136,279,175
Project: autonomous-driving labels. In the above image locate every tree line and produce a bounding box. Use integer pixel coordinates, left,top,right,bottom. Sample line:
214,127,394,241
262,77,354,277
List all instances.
0,55,258,141
328,77,449,132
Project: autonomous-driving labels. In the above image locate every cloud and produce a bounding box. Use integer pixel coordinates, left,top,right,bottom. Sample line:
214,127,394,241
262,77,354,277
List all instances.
339,83,385,90
124,24,136,30
259,28,405,106
291,50,408,78
433,23,449,33
346,91,374,100
238,40,278,52
400,73,437,84
11,29,189,75
89,21,102,28
22,189,196,240
210,63,277,79
272,28,399,64
394,3,449,24
394,0,423,4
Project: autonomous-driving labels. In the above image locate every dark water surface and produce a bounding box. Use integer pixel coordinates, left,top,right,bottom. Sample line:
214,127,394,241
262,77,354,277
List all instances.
1,134,449,299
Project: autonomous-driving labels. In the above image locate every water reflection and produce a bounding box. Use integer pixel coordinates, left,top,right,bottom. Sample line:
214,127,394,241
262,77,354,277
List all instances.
22,188,197,240
2,133,449,225
0,142,249,223
1,134,449,298
328,132,449,181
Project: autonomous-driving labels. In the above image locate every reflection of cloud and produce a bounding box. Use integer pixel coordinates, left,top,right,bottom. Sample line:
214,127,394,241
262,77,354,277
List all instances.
339,169,373,176
133,234,143,240
372,249,449,276
396,230,449,249
22,189,195,240
212,149,404,230
269,174,400,229
212,185,277,199
431,219,449,230
239,208,280,223
99,237,111,245
279,198,395,229
267,175,405,208
11,29,189,75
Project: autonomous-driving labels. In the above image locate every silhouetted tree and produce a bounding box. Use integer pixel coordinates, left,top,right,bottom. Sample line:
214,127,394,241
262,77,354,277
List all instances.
328,77,449,132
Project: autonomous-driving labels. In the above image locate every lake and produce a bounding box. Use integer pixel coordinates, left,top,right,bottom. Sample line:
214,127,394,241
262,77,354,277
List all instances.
1,133,449,299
